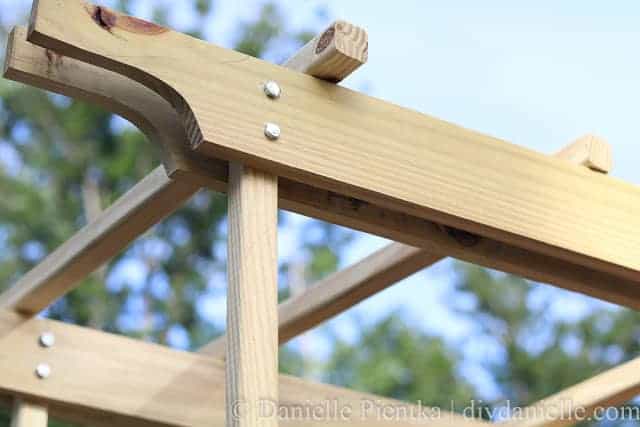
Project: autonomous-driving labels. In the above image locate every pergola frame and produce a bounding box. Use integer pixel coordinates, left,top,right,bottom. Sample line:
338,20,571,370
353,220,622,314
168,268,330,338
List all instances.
0,1,638,426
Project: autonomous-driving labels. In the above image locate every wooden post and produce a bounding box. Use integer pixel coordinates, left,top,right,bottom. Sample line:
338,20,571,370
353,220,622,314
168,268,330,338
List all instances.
11,400,47,427
226,164,278,427
224,21,367,427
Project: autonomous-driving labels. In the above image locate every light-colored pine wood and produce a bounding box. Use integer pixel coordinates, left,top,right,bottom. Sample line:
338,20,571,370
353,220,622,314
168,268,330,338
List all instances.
6,26,640,310
503,356,640,427
3,26,219,184
283,20,367,82
0,309,487,427
226,163,278,427
200,136,614,356
0,166,199,314
201,243,436,357
555,134,612,173
10,400,48,427
27,0,640,282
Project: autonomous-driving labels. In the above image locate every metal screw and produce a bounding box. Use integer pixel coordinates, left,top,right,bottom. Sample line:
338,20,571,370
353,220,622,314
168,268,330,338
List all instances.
35,363,51,379
263,81,281,99
39,332,55,348
264,123,281,140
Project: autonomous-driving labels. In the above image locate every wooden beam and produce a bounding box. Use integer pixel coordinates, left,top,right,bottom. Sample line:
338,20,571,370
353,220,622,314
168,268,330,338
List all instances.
555,134,612,174
0,310,487,427
223,22,367,426
503,356,640,427
10,400,47,427
26,0,640,283
227,20,366,427
201,243,436,356
3,26,224,186
201,135,615,357
283,20,368,82
7,26,640,312
226,163,279,427
0,166,199,314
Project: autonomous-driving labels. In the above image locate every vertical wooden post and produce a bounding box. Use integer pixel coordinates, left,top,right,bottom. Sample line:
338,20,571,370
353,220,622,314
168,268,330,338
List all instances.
226,163,278,427
11,400,48,427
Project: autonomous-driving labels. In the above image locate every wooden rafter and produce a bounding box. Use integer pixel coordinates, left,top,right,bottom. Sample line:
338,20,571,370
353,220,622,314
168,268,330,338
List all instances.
0,166,198,315
8,3,640,312
200,135,614,358
0,309,487,427
4,25,639,317
200,242,435,356
27,0,640,284
1,3,639,427
502,356,640,427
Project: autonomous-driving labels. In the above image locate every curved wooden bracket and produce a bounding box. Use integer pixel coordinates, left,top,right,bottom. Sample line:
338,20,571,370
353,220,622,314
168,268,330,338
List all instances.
25,0,640,283
5,4,640,310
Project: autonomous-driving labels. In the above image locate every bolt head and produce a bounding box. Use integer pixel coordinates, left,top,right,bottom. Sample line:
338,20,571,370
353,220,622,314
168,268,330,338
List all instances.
264,123,281,140
263,81,281,99
39,332,55,348
35,363,51,379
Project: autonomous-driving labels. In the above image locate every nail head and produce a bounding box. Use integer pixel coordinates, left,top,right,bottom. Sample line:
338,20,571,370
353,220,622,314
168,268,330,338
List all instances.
35,363,51,379
264,81,281,99
264,123,281,140
39,332,55,348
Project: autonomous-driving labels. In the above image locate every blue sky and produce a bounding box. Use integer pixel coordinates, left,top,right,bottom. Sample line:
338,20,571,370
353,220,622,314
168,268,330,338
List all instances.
208,0,640,397
2,0,639,400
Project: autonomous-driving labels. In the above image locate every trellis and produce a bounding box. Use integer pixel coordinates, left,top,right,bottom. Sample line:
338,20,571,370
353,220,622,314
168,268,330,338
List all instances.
1,1,639,426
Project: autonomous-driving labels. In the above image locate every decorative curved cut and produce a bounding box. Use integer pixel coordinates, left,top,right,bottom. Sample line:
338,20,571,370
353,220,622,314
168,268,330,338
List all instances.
27,0,640,284
6,9,640,311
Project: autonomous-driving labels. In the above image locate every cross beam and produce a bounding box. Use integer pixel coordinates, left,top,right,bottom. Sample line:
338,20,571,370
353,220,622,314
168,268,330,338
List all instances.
27,0,640,286
0,309,486,427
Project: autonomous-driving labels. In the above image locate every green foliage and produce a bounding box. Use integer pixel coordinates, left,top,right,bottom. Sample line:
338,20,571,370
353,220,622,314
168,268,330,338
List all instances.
1,2,638,427
324,314,478,411
452,263,640,425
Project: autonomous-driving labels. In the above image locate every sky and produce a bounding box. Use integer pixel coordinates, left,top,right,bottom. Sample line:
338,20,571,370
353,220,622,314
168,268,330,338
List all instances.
2,0,640,400
209,0,640,398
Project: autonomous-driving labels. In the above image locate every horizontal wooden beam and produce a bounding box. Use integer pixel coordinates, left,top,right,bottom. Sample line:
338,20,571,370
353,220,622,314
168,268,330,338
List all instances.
555,134,612,174
26,0,640,284
7,26,640,312
283,20,368,82
504,356,640,427
201,136,614,356
0,309,486,427
200,243,436,356
0,166,199,315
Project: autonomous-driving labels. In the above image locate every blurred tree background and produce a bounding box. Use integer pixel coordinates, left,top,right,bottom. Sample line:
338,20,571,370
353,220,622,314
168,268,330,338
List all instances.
0,1,639,426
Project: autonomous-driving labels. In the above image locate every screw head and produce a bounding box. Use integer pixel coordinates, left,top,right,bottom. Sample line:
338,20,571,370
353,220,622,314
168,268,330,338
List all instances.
263,81,281,99
264,123,281,140
39,332,55,348
35,363,51,379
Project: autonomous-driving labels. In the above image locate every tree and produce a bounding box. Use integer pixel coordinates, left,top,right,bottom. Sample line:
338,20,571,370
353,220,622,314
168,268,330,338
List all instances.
0,1,349,425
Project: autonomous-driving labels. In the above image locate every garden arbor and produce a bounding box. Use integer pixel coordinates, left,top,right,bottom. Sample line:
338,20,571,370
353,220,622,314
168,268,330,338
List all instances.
1,1,640,426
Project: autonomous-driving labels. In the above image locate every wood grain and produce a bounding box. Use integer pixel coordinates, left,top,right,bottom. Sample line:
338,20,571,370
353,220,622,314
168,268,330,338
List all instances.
200,135,615,357
6,26,640,311
201,243,437,357
226,163,278,427
503,356,640,427
26,0,640,282
283,20,367,82
0,310,487,427
222,18,368,427
10,400,47,427
555,134,612,174
0,166,199,314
